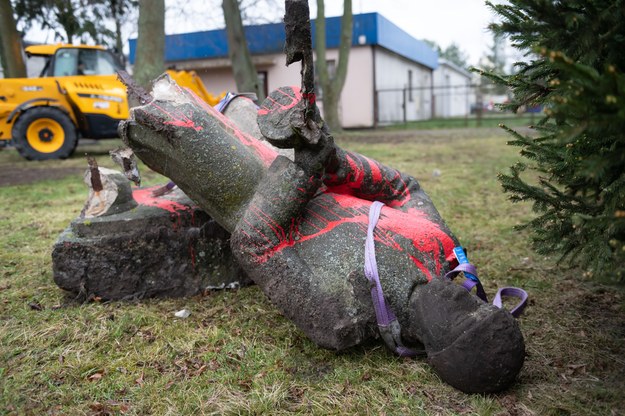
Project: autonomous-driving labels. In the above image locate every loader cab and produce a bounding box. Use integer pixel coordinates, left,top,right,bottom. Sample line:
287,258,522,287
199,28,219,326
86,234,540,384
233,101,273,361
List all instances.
26,45,124,78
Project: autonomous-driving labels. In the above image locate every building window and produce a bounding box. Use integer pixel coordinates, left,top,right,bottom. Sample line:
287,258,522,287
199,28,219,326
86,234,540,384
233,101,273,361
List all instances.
408,70,413,102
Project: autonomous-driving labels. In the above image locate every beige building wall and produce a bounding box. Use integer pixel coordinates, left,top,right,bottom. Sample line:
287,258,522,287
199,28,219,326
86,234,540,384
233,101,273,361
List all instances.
196,67,238,95
187,54,301,98
315,46,375,128
185,47,376,129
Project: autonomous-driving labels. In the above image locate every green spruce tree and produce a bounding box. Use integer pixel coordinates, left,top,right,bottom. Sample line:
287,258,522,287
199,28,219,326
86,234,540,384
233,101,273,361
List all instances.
484,0,625,282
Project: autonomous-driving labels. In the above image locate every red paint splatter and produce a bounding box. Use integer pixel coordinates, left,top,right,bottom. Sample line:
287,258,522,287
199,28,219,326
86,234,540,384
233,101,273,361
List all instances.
248,192,455,276
133,187,192,213
151,102,203,132
257,86,302,116
182,87,277,166
325,152,412,208
302,92,316,106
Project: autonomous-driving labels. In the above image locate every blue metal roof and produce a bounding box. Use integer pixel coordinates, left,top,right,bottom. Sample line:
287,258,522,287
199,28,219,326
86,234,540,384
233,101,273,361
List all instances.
129,13,438,70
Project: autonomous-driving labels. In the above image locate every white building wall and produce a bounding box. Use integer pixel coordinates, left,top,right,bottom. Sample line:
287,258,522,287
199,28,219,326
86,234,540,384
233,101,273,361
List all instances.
0,55,46,79
374,48,433,124
261,58,301,92
433,62,471,118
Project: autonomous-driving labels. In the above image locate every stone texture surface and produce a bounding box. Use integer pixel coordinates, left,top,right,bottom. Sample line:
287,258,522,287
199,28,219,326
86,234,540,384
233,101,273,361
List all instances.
52,186,250,300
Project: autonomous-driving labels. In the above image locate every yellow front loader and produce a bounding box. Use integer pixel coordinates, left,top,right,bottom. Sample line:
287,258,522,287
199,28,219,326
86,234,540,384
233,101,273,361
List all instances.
0,44,223,160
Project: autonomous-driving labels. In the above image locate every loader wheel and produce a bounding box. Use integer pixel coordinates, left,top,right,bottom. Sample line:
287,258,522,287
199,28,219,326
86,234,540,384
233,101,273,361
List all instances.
12,107,78,160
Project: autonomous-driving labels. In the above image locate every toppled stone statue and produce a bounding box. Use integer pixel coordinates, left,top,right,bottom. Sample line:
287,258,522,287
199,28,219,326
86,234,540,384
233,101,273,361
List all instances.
115,0,525,393
118,74,525,393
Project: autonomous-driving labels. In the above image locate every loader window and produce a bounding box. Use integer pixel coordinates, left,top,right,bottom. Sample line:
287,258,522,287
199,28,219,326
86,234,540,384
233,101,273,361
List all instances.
52,48,123,77
53,49,79,76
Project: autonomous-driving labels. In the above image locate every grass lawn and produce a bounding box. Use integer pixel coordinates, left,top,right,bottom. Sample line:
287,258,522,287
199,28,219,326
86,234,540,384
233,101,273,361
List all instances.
1,128,624,415
380,113,540,130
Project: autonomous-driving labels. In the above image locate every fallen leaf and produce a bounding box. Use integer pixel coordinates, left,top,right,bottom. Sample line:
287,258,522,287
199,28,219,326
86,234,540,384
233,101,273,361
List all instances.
238,379,252,390
89,402,105,412
106,400,129,413
88,372,104,382
28,301,43,311
209,359,221,371
194,364,208,377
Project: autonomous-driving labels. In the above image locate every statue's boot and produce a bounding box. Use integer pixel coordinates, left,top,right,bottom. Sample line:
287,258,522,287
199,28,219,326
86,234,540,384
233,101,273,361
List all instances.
402,278,525,393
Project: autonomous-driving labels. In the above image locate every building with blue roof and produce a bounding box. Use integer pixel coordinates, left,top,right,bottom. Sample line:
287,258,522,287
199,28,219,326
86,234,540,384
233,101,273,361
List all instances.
129,13,440,128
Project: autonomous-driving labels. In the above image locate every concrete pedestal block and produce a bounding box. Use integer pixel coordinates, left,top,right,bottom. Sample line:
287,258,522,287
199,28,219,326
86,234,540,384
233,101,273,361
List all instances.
52,185,250,300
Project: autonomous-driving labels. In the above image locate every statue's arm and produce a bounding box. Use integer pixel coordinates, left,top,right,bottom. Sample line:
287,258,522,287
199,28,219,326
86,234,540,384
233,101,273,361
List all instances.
230,155,321,263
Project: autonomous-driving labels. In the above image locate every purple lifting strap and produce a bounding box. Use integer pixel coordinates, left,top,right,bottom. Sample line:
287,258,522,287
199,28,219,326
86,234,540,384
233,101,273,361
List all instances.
445,257,528,318
366,202,528,358
445,264,488,302
493,287,528,318
365,201,419,357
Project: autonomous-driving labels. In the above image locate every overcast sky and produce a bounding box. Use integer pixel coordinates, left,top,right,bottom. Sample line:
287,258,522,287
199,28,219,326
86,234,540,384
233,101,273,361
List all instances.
312,0,500,66
22,0,505,67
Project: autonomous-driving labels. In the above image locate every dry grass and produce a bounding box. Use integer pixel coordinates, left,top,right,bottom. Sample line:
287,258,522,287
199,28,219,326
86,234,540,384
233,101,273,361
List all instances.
1,130,624,415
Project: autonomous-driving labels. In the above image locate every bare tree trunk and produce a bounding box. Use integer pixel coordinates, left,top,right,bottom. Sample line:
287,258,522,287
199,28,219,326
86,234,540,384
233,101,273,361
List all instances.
222,0,264,101
315,0,352,131
134,0,165,88
0,0,26,78
111,0,124,60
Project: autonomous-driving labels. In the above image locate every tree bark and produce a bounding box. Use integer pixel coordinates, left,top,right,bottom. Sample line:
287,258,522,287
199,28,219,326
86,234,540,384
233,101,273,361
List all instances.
0,0,27,78
315,0,352,131
222,0,264,101
111,0,124,59
133,0,165,88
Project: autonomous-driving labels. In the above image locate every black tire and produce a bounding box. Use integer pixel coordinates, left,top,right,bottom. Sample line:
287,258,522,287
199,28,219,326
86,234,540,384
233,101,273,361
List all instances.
12,107,78,160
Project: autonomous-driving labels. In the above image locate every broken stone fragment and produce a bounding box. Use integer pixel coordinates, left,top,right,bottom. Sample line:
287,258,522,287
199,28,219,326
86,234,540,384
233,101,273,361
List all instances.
53,186,251,300
110,146,141,186
81,167,137,218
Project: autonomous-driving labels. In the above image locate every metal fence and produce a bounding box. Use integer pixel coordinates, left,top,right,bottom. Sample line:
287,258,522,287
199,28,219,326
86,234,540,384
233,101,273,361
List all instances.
374,83,520,126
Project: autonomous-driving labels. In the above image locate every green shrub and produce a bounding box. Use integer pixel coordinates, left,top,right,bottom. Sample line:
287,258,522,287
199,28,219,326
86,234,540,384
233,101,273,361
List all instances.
486,0,625,281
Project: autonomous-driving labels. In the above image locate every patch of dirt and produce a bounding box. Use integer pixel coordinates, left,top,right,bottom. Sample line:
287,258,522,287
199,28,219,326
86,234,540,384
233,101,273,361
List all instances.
0,165,83,187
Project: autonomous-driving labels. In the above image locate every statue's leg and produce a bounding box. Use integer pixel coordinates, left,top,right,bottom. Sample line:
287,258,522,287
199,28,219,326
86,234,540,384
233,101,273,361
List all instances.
119,74,275,232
